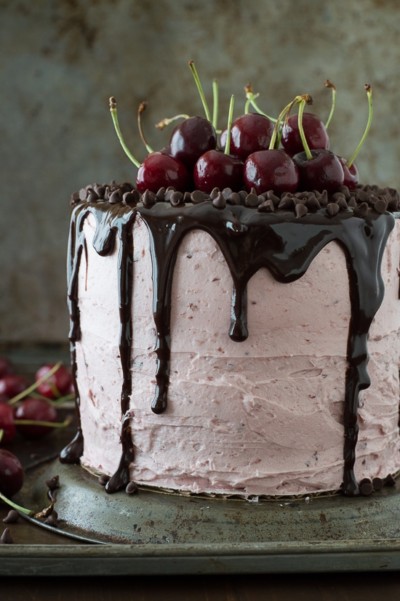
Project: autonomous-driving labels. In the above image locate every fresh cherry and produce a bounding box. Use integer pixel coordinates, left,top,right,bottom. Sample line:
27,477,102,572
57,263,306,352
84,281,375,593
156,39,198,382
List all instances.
0,403,16,444
221,113,274,160
0,449,24,497
244,149,299,194
281,112,330,156
35,363,73,399
0,375,27,401
194,150,243,193
14,398,58,439
169,116,217,167
338,157,359,189
293,149,344,193
136,152,191,193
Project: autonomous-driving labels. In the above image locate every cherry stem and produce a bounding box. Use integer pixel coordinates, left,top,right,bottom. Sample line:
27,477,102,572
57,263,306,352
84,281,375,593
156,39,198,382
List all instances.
14,416,73,429
347,84,373,168
269,95,305,150
324,79,336,130
188,61,211,122
244,84,277,122
109,97,141,168
224,95,235,155
297,97,313,160
155,114,190,130
7,362,63,407
137,102,154,154
212,78,219,130
0,491,33,516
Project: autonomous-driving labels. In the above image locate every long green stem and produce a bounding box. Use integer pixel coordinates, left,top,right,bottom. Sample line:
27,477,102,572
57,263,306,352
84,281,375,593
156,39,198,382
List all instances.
269,96,301,150
224,95,235,155
155,114,190,130
212,79,219,129
109,97,141,168
188,61,211,121
137,101,154,154
0,491,33,516
347,84,373,168
15,416,72,429
244,85,277,122
8,362,62,406
324,79,336,130
297,98,313,160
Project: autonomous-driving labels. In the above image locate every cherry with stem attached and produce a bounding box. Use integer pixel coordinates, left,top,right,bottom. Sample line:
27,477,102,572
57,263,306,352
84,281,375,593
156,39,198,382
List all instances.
292,96,344,193
194,95,243,193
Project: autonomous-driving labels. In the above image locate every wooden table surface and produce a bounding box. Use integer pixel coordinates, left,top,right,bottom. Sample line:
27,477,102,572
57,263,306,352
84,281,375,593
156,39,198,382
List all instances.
1,344,400,599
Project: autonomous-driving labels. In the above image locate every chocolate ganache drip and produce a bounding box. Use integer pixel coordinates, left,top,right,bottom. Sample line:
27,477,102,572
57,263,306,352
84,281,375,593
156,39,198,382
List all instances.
62,183,399,495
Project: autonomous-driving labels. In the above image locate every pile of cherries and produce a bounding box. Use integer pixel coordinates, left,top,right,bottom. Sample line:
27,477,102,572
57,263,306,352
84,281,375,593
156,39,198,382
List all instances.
0,356,73,503
109,63,372,198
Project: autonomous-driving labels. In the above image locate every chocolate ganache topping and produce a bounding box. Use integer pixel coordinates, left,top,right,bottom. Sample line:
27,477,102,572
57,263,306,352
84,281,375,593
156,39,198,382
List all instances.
61,182,400,496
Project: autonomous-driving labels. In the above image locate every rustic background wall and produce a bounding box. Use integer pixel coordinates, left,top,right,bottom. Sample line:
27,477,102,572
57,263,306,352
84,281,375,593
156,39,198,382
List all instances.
1,0,399,343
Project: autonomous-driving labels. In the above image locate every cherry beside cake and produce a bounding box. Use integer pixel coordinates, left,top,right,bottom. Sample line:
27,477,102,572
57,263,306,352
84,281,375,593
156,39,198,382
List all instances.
60,65,400,498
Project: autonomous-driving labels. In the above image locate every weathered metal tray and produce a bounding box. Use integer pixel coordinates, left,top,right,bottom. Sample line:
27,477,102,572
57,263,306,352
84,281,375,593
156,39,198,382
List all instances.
1,343,400,575
1,455,400,575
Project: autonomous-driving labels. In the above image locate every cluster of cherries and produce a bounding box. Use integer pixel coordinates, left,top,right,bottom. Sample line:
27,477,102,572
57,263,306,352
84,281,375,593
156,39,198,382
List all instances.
0,356,73,508
109,62,372,198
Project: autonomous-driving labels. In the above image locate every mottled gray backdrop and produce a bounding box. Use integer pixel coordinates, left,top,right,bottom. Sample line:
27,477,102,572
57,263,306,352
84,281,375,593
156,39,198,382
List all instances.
1,0,399,342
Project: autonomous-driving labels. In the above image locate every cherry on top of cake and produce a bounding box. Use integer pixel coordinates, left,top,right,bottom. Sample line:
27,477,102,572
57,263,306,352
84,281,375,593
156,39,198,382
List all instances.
106,62,377,197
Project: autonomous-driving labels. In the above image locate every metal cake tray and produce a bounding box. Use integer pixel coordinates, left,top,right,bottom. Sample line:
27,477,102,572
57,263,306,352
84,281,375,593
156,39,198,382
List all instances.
2,456,400,575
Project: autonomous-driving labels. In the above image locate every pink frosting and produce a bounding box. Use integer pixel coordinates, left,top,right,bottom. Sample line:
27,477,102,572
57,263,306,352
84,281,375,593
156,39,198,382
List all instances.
76,212,400,496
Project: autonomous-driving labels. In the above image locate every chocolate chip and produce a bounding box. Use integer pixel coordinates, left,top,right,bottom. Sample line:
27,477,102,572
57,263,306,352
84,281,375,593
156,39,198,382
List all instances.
0,528,13,544
354,201,369,217
126,481,138,495
227,192,241,205
384,474,396,488
109,189,122,204
245,192,260,208
98,474,110,486
326,202,340,217
265,191,281,206
86,188,99,203
46,475,60,491
155,187,166,201
210,187,220,200
359,478,374,496
221,187,233,200
44,510,59,527
372,477,384,491
142,190,156,208
212,192,226,209
70,191,80,205
278,195,295,210
183,191,192,203
295,203,308,218
170,191,184,207
191,190,209,204
318,190,328,206
305,195,321,211
257,199,275,213
373,198,388,214
94,184,106,198
122,190,139,206
2,510,19,524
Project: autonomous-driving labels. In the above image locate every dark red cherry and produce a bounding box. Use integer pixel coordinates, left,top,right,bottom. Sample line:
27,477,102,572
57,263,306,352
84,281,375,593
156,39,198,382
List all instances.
338,157,359,189
222,113,274,160
0,403,16,444
169,116,217,167
193,150,243,193
0,375,27,400
14,397,58,439
35,363,73,399
281,113,330,156
0,449,24,497
136,152,191,193
244,149,299,194
293,149,344,193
